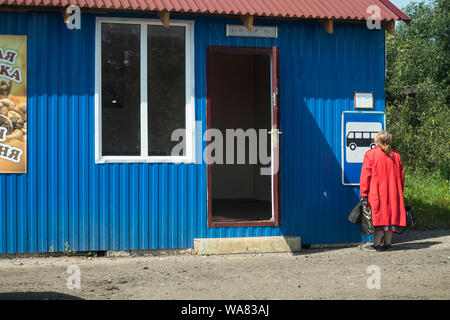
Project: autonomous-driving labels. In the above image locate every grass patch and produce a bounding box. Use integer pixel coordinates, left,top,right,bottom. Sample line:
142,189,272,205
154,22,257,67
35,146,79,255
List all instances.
404,171,450,229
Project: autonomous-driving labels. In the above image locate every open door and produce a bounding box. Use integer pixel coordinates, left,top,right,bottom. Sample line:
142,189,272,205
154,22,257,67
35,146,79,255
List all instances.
207,46,281,227
270,46,281,226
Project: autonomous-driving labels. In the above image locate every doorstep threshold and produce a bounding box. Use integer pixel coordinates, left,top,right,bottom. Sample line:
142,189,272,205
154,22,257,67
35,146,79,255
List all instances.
194,236,301,255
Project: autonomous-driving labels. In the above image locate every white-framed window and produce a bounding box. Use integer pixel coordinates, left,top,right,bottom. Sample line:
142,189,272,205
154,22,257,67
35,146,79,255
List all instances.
95,17,195,163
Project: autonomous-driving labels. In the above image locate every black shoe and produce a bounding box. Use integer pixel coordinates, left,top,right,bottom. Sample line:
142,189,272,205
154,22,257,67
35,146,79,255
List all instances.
380,244,392,251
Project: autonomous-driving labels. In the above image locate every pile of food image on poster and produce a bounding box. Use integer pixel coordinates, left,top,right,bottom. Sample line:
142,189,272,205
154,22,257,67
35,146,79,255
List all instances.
0,35,27,173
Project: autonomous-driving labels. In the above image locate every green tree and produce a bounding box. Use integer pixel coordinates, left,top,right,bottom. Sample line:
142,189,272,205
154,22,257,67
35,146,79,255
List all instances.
386,0,449,178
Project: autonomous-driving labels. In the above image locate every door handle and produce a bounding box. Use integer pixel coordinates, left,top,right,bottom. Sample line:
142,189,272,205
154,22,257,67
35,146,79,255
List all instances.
269,128,282,148
268,130,283,134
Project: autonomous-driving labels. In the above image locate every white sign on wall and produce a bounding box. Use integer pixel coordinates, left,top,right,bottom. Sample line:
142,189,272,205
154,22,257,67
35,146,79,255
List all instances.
226,25,278,38
341,111,385,186
354,92,374,109
345,122,382,163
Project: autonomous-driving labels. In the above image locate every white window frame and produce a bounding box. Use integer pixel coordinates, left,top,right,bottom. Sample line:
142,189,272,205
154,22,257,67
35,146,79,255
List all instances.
95,17,195,163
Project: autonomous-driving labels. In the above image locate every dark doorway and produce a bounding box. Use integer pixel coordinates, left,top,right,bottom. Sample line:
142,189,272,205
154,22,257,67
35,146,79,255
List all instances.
207,47,275,227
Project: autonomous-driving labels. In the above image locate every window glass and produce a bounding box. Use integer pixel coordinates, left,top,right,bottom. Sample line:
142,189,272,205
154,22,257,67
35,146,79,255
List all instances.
363,132,370,139
348,132,354,139
147,25,186,156
371,132,377,138
355,132,362,139
101,23,141,156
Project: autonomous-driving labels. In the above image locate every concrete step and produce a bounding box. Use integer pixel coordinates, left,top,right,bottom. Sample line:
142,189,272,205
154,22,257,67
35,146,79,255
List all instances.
194,236,301,255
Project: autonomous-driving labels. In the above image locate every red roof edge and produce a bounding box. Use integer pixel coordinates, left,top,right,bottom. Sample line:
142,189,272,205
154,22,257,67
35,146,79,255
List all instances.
379,0,411,21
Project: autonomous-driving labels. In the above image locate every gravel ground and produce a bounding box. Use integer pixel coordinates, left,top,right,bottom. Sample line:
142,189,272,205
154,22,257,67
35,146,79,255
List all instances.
0,229,449,300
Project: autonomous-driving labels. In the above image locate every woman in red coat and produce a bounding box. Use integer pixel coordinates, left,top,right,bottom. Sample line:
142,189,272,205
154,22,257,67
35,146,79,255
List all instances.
360,130,406,251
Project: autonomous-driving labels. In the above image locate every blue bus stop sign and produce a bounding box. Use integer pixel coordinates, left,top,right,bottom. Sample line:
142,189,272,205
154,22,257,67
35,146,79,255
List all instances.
341,111,385,186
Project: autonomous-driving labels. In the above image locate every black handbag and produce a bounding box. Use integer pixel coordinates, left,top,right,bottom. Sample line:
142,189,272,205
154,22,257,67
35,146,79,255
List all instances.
394,206,416,234
405,206,417,227
348,199,375,236
348,200,363,225
360,199,375,236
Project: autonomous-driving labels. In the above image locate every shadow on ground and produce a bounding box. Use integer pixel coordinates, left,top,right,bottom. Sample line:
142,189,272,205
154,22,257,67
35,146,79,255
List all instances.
0,292,83,300
393,228,449,244
292,229,449,256
388,241,442,251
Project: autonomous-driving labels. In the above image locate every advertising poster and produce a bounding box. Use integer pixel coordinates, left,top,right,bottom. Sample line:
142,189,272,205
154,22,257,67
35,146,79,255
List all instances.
0,35,27,173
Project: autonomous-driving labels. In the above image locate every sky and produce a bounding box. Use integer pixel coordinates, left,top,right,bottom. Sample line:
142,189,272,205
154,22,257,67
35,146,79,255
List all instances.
390,0,430,10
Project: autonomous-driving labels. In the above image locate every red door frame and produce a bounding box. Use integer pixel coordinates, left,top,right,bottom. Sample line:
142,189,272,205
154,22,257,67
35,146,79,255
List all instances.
206,46,281,228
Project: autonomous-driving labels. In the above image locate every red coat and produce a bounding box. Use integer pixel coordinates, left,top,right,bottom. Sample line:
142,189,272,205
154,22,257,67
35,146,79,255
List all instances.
359,146,406,227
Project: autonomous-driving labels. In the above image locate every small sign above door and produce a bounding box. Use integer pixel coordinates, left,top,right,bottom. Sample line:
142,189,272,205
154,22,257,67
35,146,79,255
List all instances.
226,25,278,38
354,92,374,109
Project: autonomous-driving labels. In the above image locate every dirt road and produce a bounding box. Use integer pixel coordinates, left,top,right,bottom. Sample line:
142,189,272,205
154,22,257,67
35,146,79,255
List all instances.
0,229,449,300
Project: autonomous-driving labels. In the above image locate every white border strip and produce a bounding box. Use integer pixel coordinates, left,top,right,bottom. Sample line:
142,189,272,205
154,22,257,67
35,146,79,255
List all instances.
140,23,149,157
95,17,195,164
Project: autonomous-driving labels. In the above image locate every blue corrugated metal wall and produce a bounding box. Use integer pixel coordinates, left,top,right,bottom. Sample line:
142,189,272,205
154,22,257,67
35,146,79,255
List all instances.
0,11,384,253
